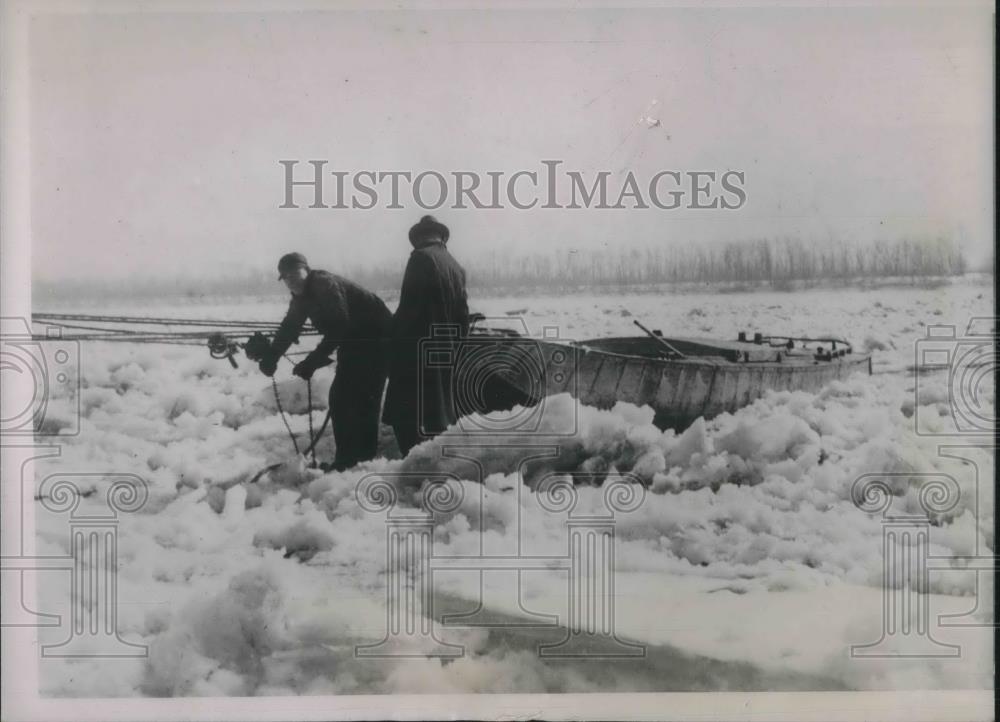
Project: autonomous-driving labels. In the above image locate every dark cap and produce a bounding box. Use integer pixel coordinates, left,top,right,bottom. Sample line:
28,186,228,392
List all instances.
277,252,309,279
408,215,450,247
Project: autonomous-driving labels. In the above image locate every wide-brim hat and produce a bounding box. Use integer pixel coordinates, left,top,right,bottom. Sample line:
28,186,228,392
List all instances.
408,215,450,245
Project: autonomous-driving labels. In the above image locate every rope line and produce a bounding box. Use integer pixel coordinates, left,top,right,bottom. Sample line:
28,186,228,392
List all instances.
32,312,335,474
272,375,301,456
34,313,284,327
303,410,332,458
273,351,327,466
30,312,320,344
306,380,317,468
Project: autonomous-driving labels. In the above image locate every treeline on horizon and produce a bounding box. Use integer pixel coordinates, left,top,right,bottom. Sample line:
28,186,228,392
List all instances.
36,235,976,303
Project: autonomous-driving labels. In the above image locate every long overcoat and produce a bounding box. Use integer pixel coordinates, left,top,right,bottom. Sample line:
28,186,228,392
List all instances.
382,240,469,437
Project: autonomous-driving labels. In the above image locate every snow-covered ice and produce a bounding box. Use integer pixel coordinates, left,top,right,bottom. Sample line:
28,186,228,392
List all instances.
31,277,994,695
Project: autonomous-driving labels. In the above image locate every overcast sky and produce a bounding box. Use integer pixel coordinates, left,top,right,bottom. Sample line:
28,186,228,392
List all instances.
29,1,993,281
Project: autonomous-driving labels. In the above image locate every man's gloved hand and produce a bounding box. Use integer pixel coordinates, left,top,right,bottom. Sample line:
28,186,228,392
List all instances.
244,331,273,362
258,356,278,377
293,350,334,380
292,356,320,380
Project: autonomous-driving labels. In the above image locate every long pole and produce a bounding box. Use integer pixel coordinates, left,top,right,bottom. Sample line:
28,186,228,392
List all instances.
632,320,687,358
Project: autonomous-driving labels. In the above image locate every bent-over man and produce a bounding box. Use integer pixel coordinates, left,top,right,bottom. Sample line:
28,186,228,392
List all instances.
259,252,392,470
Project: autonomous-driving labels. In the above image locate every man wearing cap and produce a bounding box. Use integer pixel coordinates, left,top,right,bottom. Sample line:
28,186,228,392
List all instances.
383,215,470,455
259,252,392,470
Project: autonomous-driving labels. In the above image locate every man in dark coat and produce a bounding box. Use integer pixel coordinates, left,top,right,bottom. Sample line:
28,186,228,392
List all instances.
258,252,392,470
383,216,470,455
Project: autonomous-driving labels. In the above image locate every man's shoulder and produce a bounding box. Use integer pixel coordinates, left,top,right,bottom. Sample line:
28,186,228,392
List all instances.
411,243,462,268
305,269,342,288
308,269,386,305
406,246,439,272
409,245,438,259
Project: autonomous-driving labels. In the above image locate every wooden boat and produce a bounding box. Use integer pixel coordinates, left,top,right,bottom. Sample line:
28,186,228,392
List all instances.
465,328,872,431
